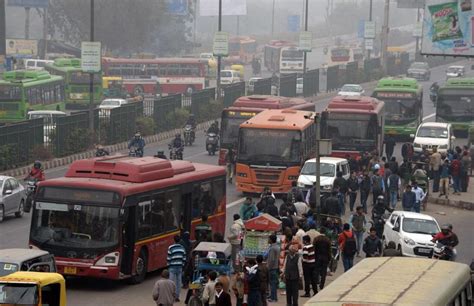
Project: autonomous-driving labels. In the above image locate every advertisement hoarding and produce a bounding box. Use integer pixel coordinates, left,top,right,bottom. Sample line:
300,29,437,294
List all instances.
81,41,101,73
6,39,37,56
165,0,188,15
200,0,247,16
364,21,376,39
299,31,313,52
287,15,301,33
213,32,229,56
7,0,49,8
421,0,473,56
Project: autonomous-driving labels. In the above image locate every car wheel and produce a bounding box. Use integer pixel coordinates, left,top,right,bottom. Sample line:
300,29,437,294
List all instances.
15,200,24,218
128,249,147,284
0,205,4,222
397,244,403,256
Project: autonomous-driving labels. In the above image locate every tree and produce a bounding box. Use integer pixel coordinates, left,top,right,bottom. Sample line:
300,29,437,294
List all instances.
47,0,192,55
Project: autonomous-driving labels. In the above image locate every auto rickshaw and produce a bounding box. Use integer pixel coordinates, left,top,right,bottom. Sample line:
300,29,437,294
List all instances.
0,271,66,306
230,64,245,80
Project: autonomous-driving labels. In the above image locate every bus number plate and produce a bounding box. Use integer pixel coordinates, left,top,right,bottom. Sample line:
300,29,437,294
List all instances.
64,266,77,274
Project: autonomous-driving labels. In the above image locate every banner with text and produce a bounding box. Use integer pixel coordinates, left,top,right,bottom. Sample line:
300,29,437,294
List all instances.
200,0,247,16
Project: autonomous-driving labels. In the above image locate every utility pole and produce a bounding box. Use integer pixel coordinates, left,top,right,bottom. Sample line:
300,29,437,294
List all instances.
314,112,321,212
42,7,48,59
367,0,373,59
271,0,275,38
88,0,95,132
236,16,240,36
415,6,420,60
0,0,5,67
380,0,390,73
303,0,309,73
193,0,197,52
24,7,30,39
216,0,222,98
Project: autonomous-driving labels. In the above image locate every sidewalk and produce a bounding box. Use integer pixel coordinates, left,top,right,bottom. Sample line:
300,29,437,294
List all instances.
427,178,474,210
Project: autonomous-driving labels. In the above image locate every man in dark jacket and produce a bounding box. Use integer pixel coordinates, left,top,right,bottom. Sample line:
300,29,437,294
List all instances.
323,191,341,217
246,258,261,306
359,170,371,213
402,185,416,211
385,133,396,160
263,197,279,218
333,171,348,215
313,227,331,290
363,227,382,257
347,171,359,212
382,241,402,256
256,255,269,306
282,245,302,306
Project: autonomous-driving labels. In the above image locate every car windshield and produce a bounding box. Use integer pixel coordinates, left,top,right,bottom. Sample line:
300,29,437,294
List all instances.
411,63,427,69
30,202,120,253
101,100,121,106
340,85,361,92
238,129,302,164
221,71,232,77
0,283,38,305
301,162,335,177
417,126,448,138
447,67,462,72
0,262,19,277
402,218,439,235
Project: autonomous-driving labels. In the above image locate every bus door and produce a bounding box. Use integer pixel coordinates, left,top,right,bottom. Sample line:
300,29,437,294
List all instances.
180,184,193,234
120,202,137,275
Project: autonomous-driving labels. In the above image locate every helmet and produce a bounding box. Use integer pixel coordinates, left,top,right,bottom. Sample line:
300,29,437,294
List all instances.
33,161,42,169
376,195,384,203
441,224,450,231
134,132,141,138
374,164,380,170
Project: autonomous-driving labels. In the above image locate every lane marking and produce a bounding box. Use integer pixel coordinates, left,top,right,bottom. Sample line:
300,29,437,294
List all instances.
226,198,245,208
422,113,435,121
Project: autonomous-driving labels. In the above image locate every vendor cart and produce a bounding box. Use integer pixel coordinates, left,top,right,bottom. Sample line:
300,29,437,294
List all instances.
242,213,282,261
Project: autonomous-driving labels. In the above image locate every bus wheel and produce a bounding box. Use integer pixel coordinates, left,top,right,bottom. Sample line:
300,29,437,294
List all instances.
134,85,144,96
129,249,147,284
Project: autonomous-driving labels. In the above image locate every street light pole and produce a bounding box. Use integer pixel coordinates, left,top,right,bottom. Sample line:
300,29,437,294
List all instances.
415,6,420,60
25,7,30,39
314,112,321,212
216,0,222,98
367,0,373,59
380,0,390,73
88,0,95,132
303,0,309,73
271,0,275,38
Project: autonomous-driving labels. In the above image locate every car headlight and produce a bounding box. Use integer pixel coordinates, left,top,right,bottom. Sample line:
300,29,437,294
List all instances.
438,144,448,149
413,142,421,148
322,185,332,191
403,238,416,246
237,172,247,177
297,181,305,188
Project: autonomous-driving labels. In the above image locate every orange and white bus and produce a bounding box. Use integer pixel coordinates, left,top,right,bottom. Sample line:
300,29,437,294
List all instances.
226,36,258,65
102,57,208,96
235,109,316,194
29,156,226,283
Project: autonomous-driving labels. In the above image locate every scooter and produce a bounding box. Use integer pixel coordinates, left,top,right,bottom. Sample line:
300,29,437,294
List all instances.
23,178,38,213
128,146,143,157
431,242,454,261
206,133,219,155
183,125,195,146
168,144,183,160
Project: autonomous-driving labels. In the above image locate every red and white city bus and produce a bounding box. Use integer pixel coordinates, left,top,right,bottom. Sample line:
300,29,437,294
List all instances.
29,156,226,283
219,95,315,165
102,57,208,96
321,96,385,159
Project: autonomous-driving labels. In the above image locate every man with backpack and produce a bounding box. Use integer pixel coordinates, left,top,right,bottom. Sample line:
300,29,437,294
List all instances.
333,171,348,215
387,171,401,209
371,169,385,206
338,223,357,272
348,206,368,257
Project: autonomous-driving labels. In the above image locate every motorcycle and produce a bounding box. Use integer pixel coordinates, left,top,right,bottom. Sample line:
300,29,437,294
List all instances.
429,89,437,106
128,146,143,157
206,133,219,155
168,144,183,160
431,242,453,261
183,125,195,146
23,178,38,213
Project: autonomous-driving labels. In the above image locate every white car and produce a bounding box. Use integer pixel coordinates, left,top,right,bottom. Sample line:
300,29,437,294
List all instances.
446,65,465,79
383,211,440,257
0,176,27,222
297,157,350,194
28,110,67,143
412,122,455,154
247,77,263,94
338,84,365,96
296,78,303,95
220,70,242,85
98,98,128,116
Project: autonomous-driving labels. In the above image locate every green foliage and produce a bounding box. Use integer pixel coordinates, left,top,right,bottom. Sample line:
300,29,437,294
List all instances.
136,116,156,136
165,108,190,130
31,145,54,161
0,144,16,171
50,127,93,157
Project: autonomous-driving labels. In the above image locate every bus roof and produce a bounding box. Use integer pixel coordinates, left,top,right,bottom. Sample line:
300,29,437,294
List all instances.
374,77,421,92
229,36,256,43
241,109,314,130
102,57,207,65
45,58,82,72
265,40,296,47
233,95,309,109
304,257,471,306
0,70,63,86
442,77,474,88
326,96,384,114
0,271,65,286
38,156,225,198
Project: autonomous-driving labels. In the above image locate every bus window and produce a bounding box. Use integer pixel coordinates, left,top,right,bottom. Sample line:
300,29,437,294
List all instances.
199,182,216,217
137,197,152,239
212,179,225,212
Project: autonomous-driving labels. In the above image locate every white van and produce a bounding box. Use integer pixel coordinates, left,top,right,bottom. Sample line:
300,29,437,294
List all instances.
220,70,242,85
411,122,455,154
297,157,350,194
24,59,54,71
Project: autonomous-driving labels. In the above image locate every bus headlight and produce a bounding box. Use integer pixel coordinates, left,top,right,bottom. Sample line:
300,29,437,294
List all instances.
288,176,298,181
297,181,305,188
237,172,247,178
322,185,332,191
96,252,120,266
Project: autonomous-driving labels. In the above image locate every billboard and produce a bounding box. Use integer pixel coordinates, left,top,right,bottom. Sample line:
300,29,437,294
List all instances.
200,0,247,16
6,39,37,56
165,0,188,15
421,0,473,56
7,0,49,8
287,15,300,33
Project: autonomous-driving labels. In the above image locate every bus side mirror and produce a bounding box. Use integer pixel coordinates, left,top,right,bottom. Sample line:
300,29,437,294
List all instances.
409,134,415,139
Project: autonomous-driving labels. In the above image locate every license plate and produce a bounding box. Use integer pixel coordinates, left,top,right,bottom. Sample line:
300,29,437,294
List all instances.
418,248,431,254
63,266,77,274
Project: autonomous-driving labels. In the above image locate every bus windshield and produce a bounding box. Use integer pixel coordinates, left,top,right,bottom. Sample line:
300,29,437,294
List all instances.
221,117,245,146
438,95,474,118
238,129,301,164
229,42,240,52
282,50,304,61
381,98,418,123
325,113,377,150
0,85,21,101
30,202,120,254
0,283,38,305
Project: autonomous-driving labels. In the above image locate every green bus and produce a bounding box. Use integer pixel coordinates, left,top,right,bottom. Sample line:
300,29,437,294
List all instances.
437,78,474,136
372,77,423,138
45,58,102,110
0,70,65,122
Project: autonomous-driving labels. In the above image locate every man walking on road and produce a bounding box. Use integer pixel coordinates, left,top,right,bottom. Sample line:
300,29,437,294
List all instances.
349,206,368,257
301,235,318,297
402,185,416,211
267,234,280,303
282,244,303,306
387,171,401,209
313,227,331,290
371,168,385,207
430,147,442,193
347,171,359,213
338,223,356,272
411,181,426,213
385,133,396,160
363,227,382,258
152,270,176,306
228,214,245,271
167,235,186,302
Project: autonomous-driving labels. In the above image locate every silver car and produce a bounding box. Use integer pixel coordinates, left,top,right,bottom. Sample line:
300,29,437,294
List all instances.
0,176,27,222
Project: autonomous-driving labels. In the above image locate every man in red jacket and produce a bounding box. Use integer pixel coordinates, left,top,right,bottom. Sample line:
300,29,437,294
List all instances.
26,161,45,181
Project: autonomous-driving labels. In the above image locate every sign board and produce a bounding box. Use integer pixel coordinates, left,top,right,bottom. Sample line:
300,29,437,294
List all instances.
421,0,474,57
397,0,425,9
364,21,376,39
7,0,49,8
200,0,247,16
213,32,229,56
287,15,301,33
81,41,101,73
6,39,37,56
413,22,423,37
165,0,188,15
358,20,365,39
320,139,332,156
299,31,313,52
365,39,374,50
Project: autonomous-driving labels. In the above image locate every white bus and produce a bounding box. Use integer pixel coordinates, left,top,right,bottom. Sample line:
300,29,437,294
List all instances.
304,257,472,306
279,47,304,75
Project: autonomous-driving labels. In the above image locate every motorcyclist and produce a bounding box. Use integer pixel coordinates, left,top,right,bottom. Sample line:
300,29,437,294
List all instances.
154,150,168,160
372,195,393,239
430,82,439,94
431,224,457,260
95,145,109,157
128,132,145,157
170,134,184,159
26,161,45,181
184,114,197,140
207,121,219,135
